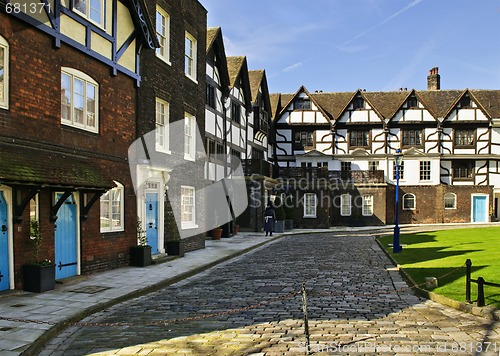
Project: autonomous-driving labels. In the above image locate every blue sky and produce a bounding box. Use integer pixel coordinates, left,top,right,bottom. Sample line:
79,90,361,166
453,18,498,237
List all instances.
201,0,500,94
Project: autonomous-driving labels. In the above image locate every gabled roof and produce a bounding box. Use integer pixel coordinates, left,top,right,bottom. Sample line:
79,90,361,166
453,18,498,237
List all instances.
273,87,500,124
248,70,272,113
206,27,230,97
269,93,282,118
277,86,332,123
226,56,252,109
469,90,500,118
416,90,463,119
363,91,411,121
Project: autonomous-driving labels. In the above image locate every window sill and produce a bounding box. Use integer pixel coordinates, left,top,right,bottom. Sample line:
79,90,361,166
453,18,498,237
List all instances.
156,56,172,66
61,121,99,135
185,75,198,84
181,223,198,230
303,215,317,218
156,147,171,155
184,155,196,162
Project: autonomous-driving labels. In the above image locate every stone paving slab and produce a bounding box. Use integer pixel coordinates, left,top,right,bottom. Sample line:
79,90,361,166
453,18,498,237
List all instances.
39,231,500,356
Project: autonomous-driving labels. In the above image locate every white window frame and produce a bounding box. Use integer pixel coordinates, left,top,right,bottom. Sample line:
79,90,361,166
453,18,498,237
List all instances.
362,194,373,216
444,193,457,210
340,194,351,216
155,98,170,153
155,6,170,64
303,193,317,218
0,35,8,110
61,67,99,133
419,160,431,181
100,182,124,233
184,31,197,82
73,0,104,27
184,113,196,161
403,193,416,210
181,185,197,229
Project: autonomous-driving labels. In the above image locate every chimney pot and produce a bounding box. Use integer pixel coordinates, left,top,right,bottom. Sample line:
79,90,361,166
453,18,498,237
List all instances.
427,67,441,90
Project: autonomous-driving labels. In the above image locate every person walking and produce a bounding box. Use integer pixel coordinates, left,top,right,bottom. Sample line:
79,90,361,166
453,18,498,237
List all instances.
264,202,276,236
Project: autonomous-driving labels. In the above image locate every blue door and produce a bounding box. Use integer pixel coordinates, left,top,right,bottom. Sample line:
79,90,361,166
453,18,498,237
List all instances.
146,192,159,254
55,193,78,279
0,191,9,291
473,195,487,223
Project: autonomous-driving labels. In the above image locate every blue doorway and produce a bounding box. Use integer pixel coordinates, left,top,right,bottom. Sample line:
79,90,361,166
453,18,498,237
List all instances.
0,191,10,291
55,193,78,280
146,192,159,254
472,195,488,223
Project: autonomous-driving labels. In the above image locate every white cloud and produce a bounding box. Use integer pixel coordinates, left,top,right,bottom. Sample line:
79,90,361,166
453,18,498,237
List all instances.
283,62,303,72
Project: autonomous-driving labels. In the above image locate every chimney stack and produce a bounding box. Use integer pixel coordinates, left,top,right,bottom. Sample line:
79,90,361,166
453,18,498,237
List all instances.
427,67,440,90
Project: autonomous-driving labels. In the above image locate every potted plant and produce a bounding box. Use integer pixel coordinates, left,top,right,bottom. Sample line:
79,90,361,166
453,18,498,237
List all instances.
165,211,185,256
130,220,152,267
23,219,56,293
273,196,286,233
211,227,223,240
232,221,240,235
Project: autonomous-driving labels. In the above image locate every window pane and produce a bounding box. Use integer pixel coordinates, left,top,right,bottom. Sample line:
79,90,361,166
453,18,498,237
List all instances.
0,47,4,103
61,73,71,121
89,0,101,23
86,83,96,128
100,191,110,229
156,11,167,58
73,78,84,124
75,0,87,14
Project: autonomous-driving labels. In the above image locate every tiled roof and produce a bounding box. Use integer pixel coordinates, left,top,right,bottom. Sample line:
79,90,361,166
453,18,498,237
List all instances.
273,87,500,122
269,94,281,118
226,56,246,87
470,90,500,118
0,143,114,189
311,92,355,120
416,90,464,118
248,70,264,103
206,27,219,52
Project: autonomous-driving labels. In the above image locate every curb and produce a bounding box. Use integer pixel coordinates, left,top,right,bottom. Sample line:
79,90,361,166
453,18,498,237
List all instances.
374,237,500,322
23,231,311,356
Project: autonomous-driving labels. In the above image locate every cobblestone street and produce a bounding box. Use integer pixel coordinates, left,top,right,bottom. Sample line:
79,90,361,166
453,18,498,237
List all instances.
41,233,500,355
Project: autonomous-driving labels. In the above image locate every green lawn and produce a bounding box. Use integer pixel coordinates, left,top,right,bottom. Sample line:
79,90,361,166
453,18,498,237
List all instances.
378,227,500,308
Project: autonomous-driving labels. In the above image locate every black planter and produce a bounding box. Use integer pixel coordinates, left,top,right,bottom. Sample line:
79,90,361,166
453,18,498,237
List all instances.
274,220,285,233
130,245,152,267
22,264,56,293
166,241,185,257
284,219,294,231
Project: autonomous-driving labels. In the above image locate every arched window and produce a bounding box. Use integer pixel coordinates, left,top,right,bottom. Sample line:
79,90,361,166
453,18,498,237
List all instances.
100,182,124,232
0,35,9,109
402,193,416,210
444,193,457,210
61,67,99,133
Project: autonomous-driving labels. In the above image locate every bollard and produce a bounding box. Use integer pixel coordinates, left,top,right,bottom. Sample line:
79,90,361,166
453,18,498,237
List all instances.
301,282,310,355
477,277,485,307
465,259,472,303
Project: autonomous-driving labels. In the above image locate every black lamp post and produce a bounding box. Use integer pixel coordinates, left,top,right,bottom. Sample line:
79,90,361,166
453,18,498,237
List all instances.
393,149,403,253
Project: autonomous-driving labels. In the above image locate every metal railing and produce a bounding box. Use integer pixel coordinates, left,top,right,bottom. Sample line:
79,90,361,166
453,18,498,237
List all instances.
465,259,500,307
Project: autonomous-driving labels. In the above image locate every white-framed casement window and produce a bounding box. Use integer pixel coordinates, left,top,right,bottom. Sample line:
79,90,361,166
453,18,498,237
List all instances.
444,193,457,209
181,186,196,228
184,31,197,81
0,35,8,110
340,194,351,216
155,6,170,64
155,98,170,153
100,182,124,232
419,161,431,181
403,193,416,210
29,194,39,221
184,113,196,161
303,193,317,218
74,0,104,27
61,68,99,133
393,161,404,180
362,194,373,216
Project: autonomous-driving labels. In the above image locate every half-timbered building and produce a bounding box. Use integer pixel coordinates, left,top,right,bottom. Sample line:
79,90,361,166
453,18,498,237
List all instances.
272,68,500,228
0,0,157,291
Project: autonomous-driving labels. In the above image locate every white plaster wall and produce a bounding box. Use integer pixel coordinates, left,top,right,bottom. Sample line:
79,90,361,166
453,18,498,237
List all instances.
303,111,315,123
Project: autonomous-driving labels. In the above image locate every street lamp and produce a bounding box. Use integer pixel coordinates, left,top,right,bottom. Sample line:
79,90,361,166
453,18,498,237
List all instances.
393,149,403,253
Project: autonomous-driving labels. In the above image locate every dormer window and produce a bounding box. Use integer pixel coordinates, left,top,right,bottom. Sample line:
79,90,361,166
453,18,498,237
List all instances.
74,0,104,27
407,96,418,109
294,98,311,110
460,95,471,108
353,97,364,110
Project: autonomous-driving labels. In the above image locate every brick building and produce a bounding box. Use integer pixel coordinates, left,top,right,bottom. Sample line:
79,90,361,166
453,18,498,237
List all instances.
132,0,208,255
0,1,157,291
